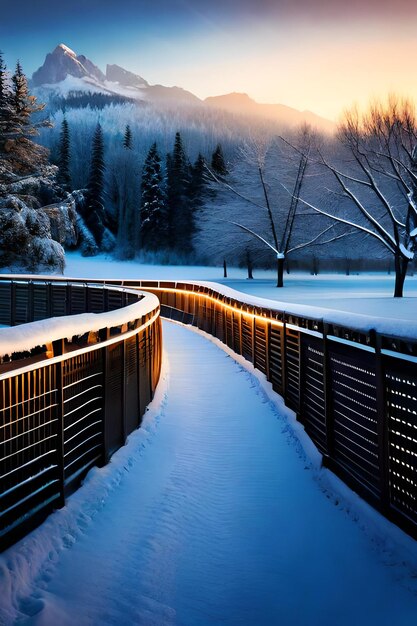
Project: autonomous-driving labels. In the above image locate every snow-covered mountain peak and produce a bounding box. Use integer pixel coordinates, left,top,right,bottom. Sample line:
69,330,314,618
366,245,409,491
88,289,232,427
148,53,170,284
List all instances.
55,43,77,58
31,44,201,105
32,44,105,87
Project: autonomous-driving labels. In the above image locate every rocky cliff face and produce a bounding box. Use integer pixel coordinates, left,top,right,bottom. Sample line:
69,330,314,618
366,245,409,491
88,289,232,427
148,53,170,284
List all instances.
32,44,105,86
0,194,66,273
0,169,100,272
106,64,149,88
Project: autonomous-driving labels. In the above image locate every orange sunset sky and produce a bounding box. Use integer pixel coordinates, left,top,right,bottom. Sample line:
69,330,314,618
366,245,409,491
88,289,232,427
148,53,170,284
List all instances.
1,0,417,120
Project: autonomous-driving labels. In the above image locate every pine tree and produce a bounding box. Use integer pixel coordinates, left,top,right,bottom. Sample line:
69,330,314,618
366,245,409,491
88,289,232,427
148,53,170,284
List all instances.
166,131,193,252
82,123,107,246
211,143,228,176
189,153,207,206
12,61,27,117
140,142,167,250
0,53,13,184
57,118,71,192
0,52,9,104
187,153,208,240
123,124,132,149
113,143,138,259
0,59,50,180
0,52,12,146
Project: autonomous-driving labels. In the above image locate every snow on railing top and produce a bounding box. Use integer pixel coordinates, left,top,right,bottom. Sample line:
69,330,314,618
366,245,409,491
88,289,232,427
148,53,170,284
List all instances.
2,274,417,344
138,279,417,342
0,283,159,358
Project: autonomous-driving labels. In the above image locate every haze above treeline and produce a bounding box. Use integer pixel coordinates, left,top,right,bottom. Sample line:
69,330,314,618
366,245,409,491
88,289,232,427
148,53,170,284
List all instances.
2,0,417,120
2,26,417,301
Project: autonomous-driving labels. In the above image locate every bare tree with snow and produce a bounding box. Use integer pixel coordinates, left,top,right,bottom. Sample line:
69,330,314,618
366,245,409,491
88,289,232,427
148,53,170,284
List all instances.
293,97,417,297
206,125,344,287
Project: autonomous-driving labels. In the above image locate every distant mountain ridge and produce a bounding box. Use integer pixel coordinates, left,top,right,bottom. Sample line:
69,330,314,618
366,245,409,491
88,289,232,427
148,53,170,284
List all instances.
204,92,335,133
31,44,334,132
106,64,149,88
31,44,200,106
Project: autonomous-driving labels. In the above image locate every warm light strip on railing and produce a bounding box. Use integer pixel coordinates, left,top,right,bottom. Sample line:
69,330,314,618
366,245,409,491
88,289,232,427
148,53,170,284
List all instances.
0,390,56,414
0,403,59,429
139,287,285,328
1,418,59,446
0,308,161,382
0,434,57,464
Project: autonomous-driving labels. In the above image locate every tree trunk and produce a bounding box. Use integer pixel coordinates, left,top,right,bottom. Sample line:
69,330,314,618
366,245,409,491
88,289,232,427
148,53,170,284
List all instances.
345,257,351,276
394,254,408,297
277,257,284,287
246,250,254,279
258,167,279,252
223,258,227,278
310,256,319,276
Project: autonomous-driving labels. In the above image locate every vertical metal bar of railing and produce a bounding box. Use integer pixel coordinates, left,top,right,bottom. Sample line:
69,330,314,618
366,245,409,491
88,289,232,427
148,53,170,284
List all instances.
28,281,34,322
322,323,334,461
0,281,161,550
372,329,390,512
99,327,110,463
121,338,127,443
52,338,66,507
282,318,288,405
265,320,271,382
251,314,256,369
10,281,16,326
135,331,142,424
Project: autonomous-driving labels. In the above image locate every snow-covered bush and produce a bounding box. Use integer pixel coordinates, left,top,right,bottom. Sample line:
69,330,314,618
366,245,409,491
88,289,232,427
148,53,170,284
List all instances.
0,197,65,272
5,166,61,203
43,203,78,247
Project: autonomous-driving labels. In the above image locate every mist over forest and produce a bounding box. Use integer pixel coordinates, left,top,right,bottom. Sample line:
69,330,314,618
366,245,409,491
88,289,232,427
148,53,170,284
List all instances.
2,43,417,296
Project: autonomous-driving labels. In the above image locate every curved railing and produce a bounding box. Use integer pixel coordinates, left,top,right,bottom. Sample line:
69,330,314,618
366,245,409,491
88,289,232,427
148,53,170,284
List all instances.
0,278,162,550
130,279,417,541
2,275,417,546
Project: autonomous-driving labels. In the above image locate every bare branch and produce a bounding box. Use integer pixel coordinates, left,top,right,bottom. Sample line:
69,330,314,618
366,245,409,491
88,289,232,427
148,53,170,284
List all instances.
279,180,397,255
287,224,335,253
204,164,267,211
321,159,398,250
228,221,280,256
289,228,359,253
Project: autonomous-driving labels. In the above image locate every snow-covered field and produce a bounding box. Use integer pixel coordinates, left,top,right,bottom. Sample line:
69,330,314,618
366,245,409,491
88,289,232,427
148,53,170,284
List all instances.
2,322,417,625
61,251,417,321
2,255,417,623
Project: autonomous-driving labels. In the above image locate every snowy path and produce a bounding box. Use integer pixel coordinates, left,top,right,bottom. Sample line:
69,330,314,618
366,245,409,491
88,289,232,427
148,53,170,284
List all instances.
4,322,417,625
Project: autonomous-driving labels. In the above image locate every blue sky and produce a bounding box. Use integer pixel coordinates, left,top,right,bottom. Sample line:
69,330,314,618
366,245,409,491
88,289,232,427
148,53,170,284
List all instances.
2,0,417,119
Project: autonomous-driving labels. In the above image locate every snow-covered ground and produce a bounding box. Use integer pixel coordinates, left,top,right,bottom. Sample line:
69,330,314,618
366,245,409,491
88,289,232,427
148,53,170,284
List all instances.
61,251,417,321
1,321,417,626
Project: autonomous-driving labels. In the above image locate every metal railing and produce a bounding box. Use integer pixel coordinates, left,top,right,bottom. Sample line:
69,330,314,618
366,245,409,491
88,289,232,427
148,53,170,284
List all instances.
126,279,417,541
2,274,417,546
0,279,162,550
